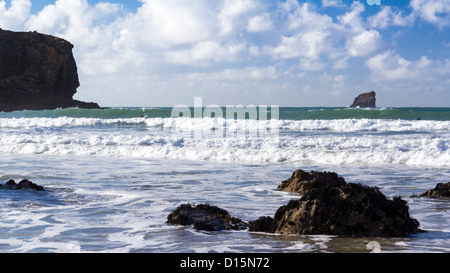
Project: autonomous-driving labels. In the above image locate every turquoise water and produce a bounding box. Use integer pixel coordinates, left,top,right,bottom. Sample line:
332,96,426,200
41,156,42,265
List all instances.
1,107,448,121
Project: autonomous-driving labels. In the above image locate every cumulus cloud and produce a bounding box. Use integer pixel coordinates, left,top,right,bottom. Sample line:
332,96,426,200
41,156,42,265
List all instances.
347,29,383,57
368,6,415,29
0,0,31,30
265,1,339,71
366,50,414,80
337,1,366,32
165,41,248,66
187,66,280,82
0,0,448,106
321,0,345,8
365,50,440,81
218,0,257,35
410,0,450,28
269,31,331,60
247,13,273,32
284,1,334,31
26,0,121,45
121,0,215,49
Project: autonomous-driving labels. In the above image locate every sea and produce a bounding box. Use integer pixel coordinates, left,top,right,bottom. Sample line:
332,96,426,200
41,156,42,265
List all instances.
0,107,448,253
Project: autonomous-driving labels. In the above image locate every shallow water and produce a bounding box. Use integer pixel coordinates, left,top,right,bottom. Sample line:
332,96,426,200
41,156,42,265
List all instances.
0,107,448,253
0,153,448,253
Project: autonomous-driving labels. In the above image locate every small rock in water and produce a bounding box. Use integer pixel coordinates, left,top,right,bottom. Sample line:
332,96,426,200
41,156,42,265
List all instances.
414,182,450,199
0,179,45,191
167,203,249,231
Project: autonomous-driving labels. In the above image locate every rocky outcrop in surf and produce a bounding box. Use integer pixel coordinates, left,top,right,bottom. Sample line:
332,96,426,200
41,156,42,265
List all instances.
0,29,99,112
249,170,421,237
0,179,45,191
166,203,249,231
350,91,376,108
414,182,450,199
167,170,422,237
277,169,346,194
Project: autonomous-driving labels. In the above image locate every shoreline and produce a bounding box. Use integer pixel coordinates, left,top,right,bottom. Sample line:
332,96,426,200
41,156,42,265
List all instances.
0,153,449,253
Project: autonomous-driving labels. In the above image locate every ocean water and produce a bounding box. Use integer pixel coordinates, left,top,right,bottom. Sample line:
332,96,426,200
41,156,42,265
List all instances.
0,107,448,253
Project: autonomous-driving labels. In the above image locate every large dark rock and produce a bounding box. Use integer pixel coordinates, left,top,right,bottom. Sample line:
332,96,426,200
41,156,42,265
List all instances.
350,91,376,108
0,29,99,112
415,182,450,199
167,203,249,231
250,170,421,237
277,169,346,194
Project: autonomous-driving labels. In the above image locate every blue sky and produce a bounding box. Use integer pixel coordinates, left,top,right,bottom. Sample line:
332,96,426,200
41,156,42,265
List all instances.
1,0,449,107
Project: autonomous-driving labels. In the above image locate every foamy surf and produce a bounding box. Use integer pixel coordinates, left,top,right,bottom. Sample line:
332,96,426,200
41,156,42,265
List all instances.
0,116,448,132
0,107,449,253
0,126,447,167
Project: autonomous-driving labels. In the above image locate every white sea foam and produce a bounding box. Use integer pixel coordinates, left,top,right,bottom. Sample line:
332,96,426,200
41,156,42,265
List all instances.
0,117,448,132
1,110,449,253
0,117,145,128
0,129,448,167
0,116,447,166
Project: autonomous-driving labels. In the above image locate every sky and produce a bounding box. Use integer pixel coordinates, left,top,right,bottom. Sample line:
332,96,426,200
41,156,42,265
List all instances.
0,0,449,107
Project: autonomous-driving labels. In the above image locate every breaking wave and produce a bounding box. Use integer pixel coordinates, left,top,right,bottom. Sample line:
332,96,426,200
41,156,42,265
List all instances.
0,117,448,132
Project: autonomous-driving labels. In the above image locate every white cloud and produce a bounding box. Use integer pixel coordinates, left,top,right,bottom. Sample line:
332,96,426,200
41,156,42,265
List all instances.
298,58,328,71
332,74,346,95
267,1,337,65
186,66,280,82
321,0,345,8
1,0,449,107
284,1,334,31
247,13,273,32
365,50,439,81
165,41,248,66
337,1,365,32
366,50,414,80
25,0,121,47
0,0,31,30
410,0,450,28
268,1,386,71
368,6,415,29
21,0,138,76
347,29,382,57
334,74,345,82
125,0,215,48
333,57,349,69
269,30,331,60
368,7,393,29
218,0,257,35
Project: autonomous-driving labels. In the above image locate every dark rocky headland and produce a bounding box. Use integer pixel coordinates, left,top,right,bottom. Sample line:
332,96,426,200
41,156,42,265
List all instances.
0,29,99,112
350,91,376,108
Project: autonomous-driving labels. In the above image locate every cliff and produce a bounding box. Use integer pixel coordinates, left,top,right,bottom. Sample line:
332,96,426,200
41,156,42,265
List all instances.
0,29,99,112
350,91,376,108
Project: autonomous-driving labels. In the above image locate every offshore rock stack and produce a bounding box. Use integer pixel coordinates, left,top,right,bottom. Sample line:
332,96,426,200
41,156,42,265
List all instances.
350,91,376,108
